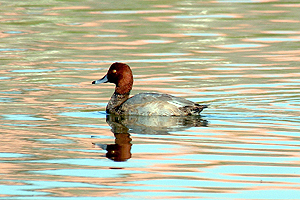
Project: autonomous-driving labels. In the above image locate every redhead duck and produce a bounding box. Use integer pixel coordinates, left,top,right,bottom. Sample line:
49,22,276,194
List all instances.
92,62,207,116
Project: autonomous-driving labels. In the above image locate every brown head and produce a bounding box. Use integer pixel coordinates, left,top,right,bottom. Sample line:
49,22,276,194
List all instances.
92,62,133,94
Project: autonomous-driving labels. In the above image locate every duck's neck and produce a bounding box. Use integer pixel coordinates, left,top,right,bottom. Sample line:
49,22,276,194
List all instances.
106,91,130,115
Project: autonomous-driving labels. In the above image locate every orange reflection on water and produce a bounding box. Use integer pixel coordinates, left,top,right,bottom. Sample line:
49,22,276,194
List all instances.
0,163,20,174
152,5,174,8
144,16,173,22
247,54,300,62
274,4,300,8
251,10,288,14
270,19,300,23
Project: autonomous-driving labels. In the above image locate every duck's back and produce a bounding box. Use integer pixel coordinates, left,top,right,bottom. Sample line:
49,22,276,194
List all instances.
120,92,207,116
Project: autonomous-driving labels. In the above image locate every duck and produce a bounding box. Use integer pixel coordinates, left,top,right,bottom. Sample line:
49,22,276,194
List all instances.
92,62,207,116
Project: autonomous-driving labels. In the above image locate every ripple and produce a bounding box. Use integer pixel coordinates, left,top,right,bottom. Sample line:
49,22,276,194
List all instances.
57,58,215,64
132,144,180,154
263,31,300,34
216,43,267,48
246,37,300,43
31,169,145,178
0,180,102,197
172,153,299,163
174,14,241,19
0,97,12,102
0,152,32,158
58,111,106,118
63,134,110,138
0,185,48,196
48,84,75,87
2,31,25,34
95,34,122,37
221,63,263,67
11,69,54,73
183,33,224,37
0,77,11,80
33,139,73,144
217,0,262,2
100,10,178,14
2,114,47,121
28,158,146,168
64,124,108,129
3,124,40,127
0,48,27,52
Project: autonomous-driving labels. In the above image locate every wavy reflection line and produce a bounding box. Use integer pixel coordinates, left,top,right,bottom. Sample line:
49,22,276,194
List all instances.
57,58,216,64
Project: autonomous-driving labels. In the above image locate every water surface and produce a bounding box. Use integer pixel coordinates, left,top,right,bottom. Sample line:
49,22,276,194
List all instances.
1,0,300,199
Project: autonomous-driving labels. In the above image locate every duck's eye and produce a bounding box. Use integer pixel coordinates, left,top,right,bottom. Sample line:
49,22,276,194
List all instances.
112,69,117,73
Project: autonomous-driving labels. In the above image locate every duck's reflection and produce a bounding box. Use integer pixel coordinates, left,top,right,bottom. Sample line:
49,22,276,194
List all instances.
93,114,208,162
93,115,132,162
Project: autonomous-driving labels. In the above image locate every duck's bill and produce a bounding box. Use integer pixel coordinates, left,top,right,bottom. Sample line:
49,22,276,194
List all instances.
92,74,108,84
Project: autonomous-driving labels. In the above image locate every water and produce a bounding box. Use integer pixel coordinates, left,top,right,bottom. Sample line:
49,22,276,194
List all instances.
1,0,300,199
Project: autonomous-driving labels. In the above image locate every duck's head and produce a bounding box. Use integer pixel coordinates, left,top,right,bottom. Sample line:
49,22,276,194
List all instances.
92,62,133,94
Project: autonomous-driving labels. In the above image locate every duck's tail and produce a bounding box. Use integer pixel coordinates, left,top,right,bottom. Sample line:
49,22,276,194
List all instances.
181,104,208,115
